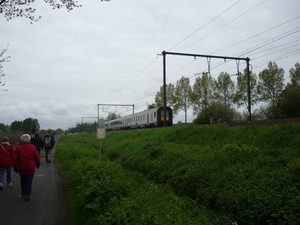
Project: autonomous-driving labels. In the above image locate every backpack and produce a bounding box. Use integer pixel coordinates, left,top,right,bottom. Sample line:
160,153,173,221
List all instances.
44,137,51,148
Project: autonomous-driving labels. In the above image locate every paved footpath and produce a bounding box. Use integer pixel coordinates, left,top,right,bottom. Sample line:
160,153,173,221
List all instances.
0,136,69,225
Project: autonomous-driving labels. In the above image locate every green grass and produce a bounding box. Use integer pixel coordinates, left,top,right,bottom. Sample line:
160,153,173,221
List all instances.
55,123,300,225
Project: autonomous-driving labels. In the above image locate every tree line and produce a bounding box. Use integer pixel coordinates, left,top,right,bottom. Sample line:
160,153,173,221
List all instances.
152,61,300,124
0,117,40,133
0,117,63,135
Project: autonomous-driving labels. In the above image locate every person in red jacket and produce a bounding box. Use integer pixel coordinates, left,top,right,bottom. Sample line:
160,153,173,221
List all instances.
0,136,14,190
13,134,40,201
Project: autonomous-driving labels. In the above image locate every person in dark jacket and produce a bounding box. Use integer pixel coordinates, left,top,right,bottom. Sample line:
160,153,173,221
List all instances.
13,134,40,201
41,131,55,163
32,132,43,155
30,129,36,144
0,136,14,190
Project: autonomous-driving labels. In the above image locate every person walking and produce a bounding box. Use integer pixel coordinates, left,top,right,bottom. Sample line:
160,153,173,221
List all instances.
42,131,55,163
30,128,36,144
32,132,43,155
0,136,14,190
13,134,40,201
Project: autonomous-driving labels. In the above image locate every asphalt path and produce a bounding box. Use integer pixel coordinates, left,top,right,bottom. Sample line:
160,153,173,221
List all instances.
0,136,70,225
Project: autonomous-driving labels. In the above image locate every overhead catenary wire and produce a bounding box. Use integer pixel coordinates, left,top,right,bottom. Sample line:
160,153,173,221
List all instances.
105,0,264,106
178,0,267,53
211,46,300,77
211,15,300,55
195,26,300,75
253,50,300,69
102,1,299,116
238,27,300,57
104,57,159,103
104,0,244,104
167,0,242,51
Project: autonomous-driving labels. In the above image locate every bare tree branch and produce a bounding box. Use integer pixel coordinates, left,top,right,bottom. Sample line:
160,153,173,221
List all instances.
0,0,110,22
0,45,10,91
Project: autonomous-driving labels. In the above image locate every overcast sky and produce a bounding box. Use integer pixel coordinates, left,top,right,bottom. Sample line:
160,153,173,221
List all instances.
1,0,299,130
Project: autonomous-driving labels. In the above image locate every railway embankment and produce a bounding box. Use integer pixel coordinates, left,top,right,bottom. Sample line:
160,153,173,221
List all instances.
55,122,300,224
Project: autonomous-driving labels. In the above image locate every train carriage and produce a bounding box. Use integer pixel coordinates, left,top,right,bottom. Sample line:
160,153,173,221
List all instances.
104,118,124,130
104,106,172,130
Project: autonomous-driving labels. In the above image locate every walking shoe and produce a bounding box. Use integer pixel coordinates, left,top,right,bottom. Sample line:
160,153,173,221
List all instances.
24,196,30,201
7,183,13,187
18,194,25,198
0,183,3,190
48,159,51,163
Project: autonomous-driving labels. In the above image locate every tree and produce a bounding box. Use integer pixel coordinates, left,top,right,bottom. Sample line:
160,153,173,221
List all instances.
0,122,6,132
234,69,259,109
23,118,40,133
257,61,285,106
10,120,23,132
105,112,119,121
0,0,110,22
0,45,10,91
146,103,156,109
173,76,193,123
278,85,300,118
277,63,300,118
288,62,300,87
193,102,240,125
54,128,64,134
214,72,235,107
190,72,215,115
5,124,11,132
154,83,177,113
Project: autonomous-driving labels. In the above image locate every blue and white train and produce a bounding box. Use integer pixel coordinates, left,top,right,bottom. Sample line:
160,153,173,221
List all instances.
104,106,173,130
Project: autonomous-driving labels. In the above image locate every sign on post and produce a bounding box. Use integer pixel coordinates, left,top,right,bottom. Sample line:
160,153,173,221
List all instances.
97,127,106,139
96,117,105,161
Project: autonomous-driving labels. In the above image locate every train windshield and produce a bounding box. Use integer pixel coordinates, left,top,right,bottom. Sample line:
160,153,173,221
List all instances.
161,109,169,116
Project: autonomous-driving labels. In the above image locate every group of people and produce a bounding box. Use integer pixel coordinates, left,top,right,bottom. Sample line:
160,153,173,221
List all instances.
30,130,55,163
0,130,55,201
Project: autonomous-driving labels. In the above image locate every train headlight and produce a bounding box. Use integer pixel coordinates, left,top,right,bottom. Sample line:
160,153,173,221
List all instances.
161,116,169,121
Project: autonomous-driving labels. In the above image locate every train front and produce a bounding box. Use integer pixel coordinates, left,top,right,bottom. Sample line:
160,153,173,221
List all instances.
157,106,173,126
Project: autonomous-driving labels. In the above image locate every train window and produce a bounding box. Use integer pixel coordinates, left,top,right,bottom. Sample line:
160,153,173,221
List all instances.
111,120,122,125
161,110,169,116
154,112,156,118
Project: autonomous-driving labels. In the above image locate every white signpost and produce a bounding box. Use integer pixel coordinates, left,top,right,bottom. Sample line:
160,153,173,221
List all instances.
96,118,105,161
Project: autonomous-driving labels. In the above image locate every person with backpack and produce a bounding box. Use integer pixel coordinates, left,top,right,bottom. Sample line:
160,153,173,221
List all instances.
42,131,55,163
